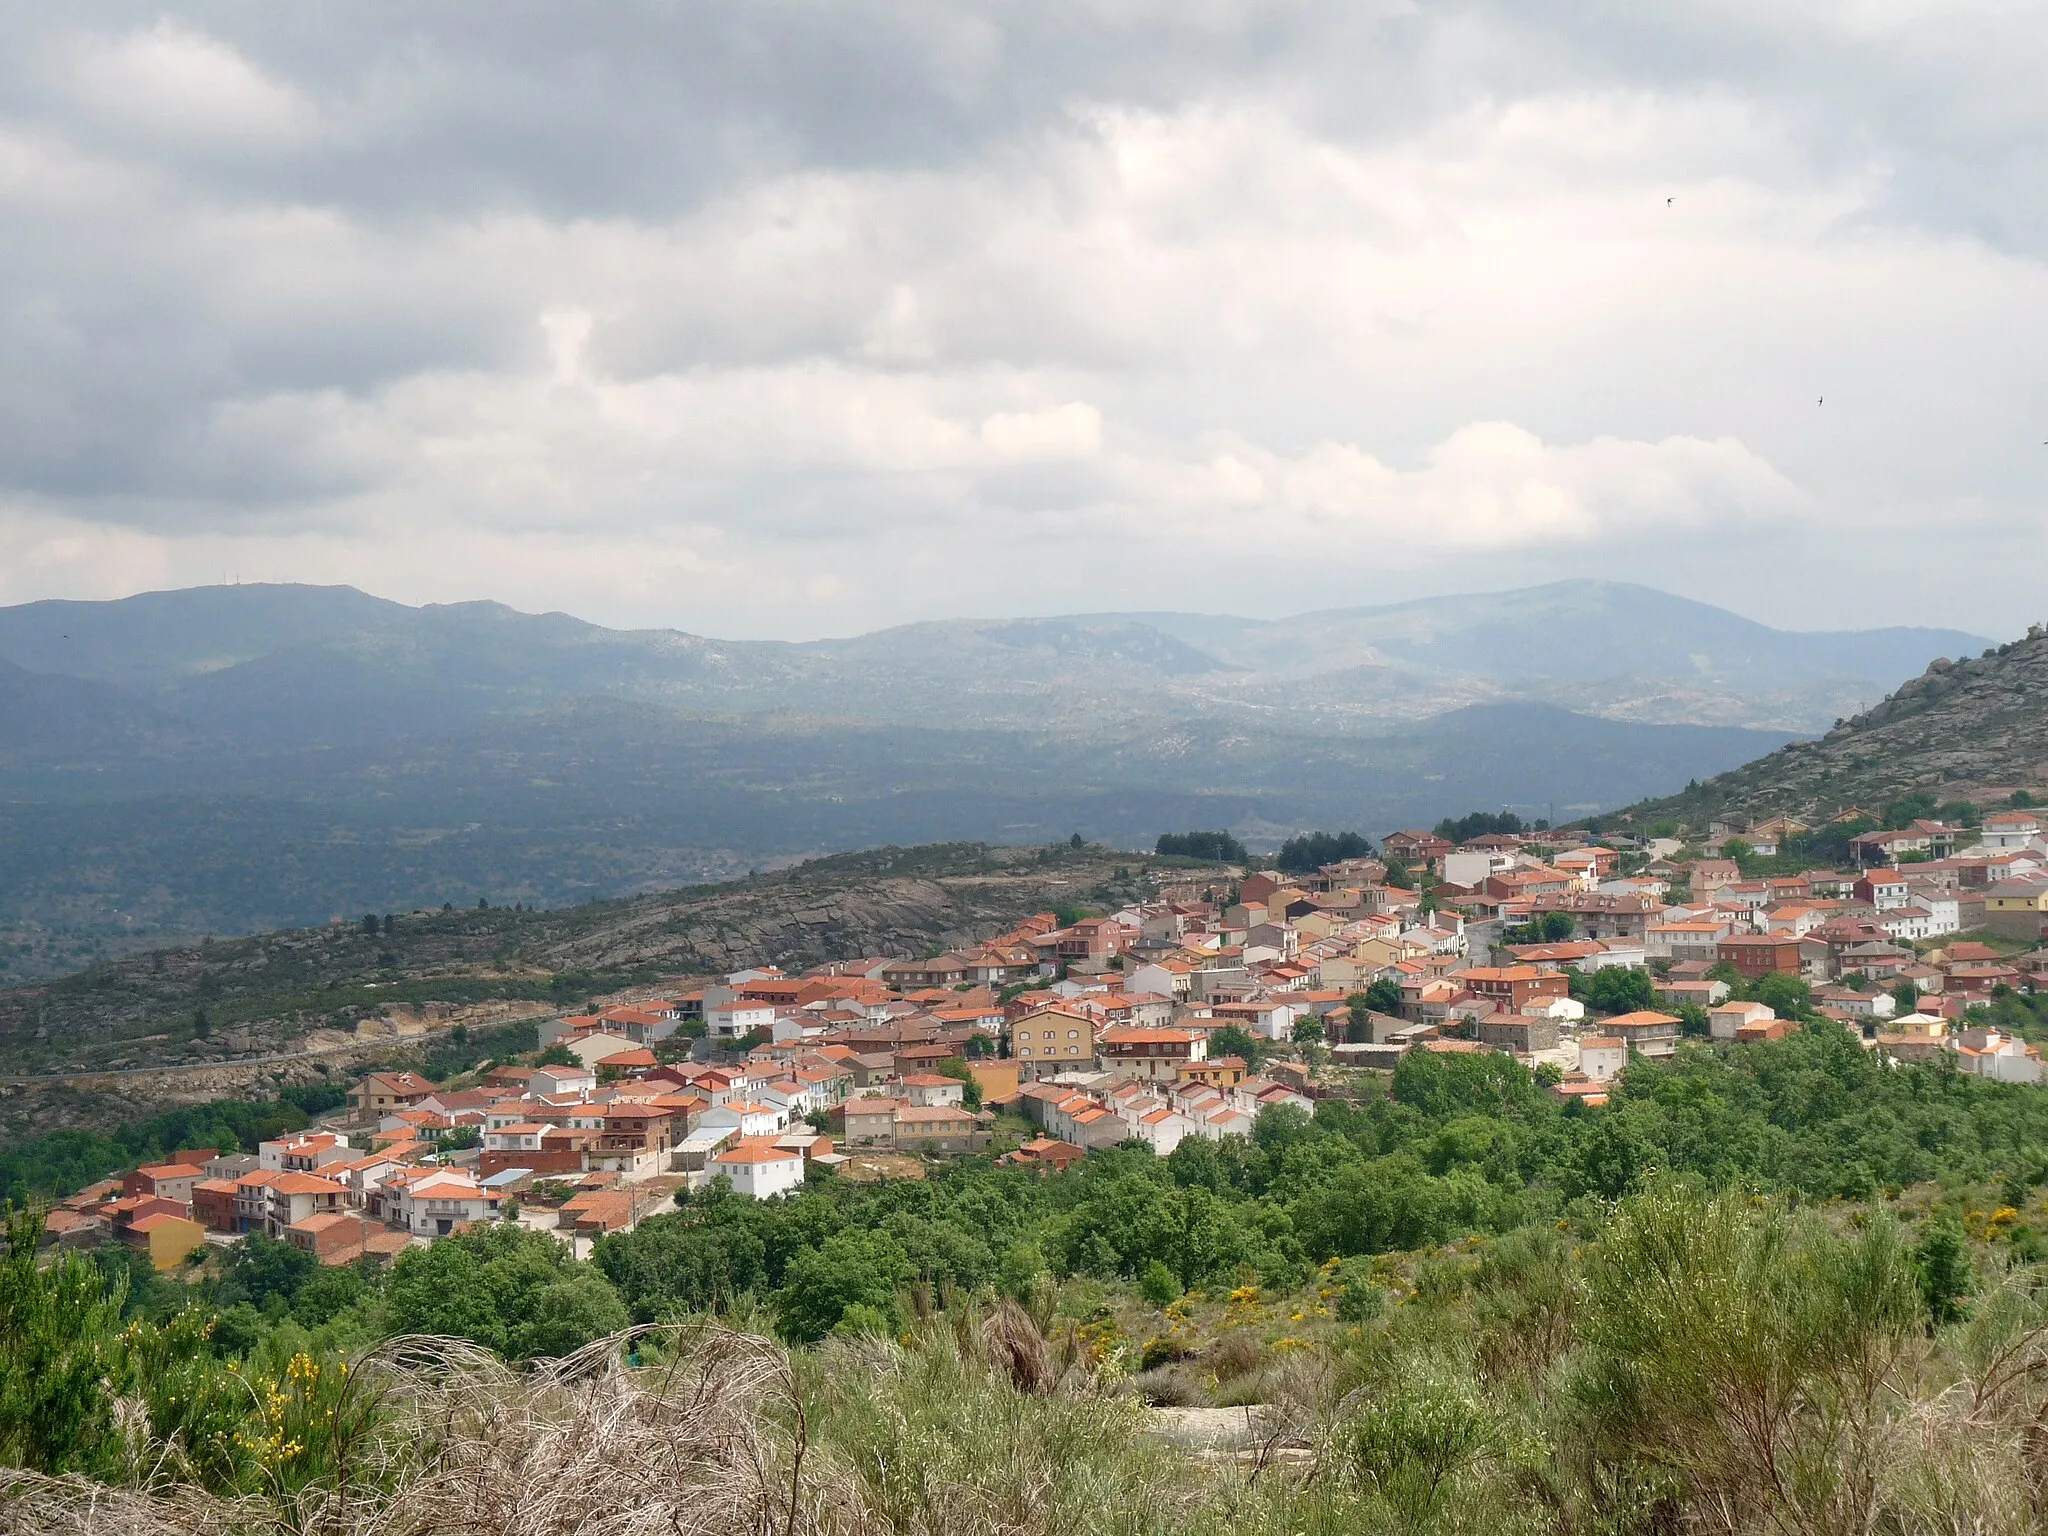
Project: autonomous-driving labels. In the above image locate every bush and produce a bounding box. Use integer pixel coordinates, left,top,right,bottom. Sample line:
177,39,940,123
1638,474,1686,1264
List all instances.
1138,1260,1181,1307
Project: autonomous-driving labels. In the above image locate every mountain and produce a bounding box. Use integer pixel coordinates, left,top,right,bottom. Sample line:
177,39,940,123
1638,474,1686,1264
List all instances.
1617,626,2048,826
0,580,1992,976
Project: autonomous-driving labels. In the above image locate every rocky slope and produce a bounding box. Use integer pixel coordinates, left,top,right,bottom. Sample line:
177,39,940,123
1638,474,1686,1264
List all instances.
0,843,1161,1138
1619,625,2048,826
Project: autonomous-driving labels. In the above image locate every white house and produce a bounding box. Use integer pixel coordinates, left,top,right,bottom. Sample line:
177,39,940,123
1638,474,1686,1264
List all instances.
529,1064,596,1098
1954,1027,2045,1084
1978,812,2044,853
393,1170,497,1238
1707,1001,1774,1041
697,1100,786,1138
710,1140,806,1198
1578,1037,1627,1082
706,999,778,1041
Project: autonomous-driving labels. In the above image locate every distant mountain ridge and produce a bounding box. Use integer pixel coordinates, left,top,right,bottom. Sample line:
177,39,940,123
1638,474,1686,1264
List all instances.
0,579,1991,978
0,578,1988,736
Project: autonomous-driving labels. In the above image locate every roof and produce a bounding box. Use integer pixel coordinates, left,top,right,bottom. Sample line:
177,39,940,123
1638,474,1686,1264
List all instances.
713,1141,802,1165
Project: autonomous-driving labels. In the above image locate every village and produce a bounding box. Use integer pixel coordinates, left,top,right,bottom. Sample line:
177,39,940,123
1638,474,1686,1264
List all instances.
46,805,2048,1276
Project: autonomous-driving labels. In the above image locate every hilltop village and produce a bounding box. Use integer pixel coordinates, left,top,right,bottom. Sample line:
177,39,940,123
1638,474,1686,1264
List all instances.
45,806,2048,1273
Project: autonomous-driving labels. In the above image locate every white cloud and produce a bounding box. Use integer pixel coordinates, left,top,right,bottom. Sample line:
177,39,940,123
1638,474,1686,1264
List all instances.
0,7,2043,637
66,21,312,151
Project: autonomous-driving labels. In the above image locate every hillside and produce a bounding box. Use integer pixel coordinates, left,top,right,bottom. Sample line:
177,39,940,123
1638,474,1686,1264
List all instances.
1617,625,2048,826
0,842,1155,1139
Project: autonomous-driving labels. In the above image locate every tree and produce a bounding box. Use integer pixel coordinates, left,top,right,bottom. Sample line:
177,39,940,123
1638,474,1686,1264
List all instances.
1291,1014,1326,1046
1890,980,1921,1017
1069,832,1085,849
1364,977,1404,1017
1155,830,1250,863
217,1231,315,1311
1276,831,1374,873
935,1057,984,1111
1578,966,1655,1015
1751,972,1814,1019
191,1008,211,1040
1433,811,1525,844
1345,992,1374,1043
360,914,380,936
1138,1258,1181,1307
535,1043,578,1068
1913,1212,1973,1326
1209,1024,1264,1068
776,1230,913,1343
384,1223,627,1361
0,1210,127,1474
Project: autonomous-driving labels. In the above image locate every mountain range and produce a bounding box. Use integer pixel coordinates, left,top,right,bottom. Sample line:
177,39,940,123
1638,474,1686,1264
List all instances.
0,579,1990,979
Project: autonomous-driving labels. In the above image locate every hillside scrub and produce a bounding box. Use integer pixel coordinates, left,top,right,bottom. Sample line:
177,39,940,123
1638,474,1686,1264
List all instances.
14,1184,2048,1534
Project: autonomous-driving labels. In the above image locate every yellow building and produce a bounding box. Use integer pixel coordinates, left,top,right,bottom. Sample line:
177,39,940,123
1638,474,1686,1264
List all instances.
128,1212,207,1270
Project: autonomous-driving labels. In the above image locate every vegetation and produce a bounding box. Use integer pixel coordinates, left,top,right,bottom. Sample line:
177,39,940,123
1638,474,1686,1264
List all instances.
1275,832,1374,873
1432,810,1525,843
14,1024,2048,1530
1154,831,1249,863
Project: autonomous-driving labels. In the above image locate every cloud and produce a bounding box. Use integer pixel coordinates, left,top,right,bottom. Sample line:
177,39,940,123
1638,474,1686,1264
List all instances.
0,5,2042,638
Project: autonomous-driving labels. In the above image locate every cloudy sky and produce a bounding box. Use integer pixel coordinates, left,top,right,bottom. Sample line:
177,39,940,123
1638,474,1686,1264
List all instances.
0,2,2043,640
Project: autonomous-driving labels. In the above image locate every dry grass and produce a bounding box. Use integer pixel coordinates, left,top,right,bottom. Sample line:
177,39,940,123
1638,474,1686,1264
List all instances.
0,1323,821,1536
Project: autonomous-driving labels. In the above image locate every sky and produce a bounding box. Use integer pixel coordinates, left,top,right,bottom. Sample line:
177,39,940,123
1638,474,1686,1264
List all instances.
0,2,2043,641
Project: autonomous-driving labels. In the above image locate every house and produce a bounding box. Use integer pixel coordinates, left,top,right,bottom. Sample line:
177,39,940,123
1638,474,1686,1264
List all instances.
1097,1026,1206,1083
120,1209,207,1270
1718,933,1817,982
1953,1026,2045,1084
1979,811,2043,851
350,1072,438,1118
1010,1006,1098,1079
1001,1138,1087,1174
1458,966,1569,1013
1708,1001,1774,1041
586,1104,675,1177
1983,881,2048,942
711,1139,806,1198
529,1063,597,1098
1578,1038,1627,1081
1474,1015,1559,1055
898,1073,967,1108
892,1105,987,1155
191,1178,243,1232
697,1100,786,1139
260,1132,353,1174
1853,870,1912,911
122,1162,205,1207
392,1169,497,1236
1603,1011,1683,1060
705,998,779,1041
284,1213,390,1266
264,1173,349,1238
838,1098,903,1146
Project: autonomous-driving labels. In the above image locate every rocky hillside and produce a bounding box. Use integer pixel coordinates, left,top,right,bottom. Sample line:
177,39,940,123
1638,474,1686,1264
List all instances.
0,843,1162,1139
1620,625,2048,827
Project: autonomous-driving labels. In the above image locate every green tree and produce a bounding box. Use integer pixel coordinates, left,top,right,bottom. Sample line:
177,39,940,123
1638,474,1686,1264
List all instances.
383,1223,626,1360
1579,966,1655,1015
1913,1212,1973,1326
1155,831,1249,862
935,1056,984,1110
1751,972,1813,1019
217,1230,315,1311
776,1230,913,1343
1138,1258,1181,1307
1364,977,1405,1016
0,1210,127,1474
1208,1024,1264,1068
1291,1013,1325,1046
